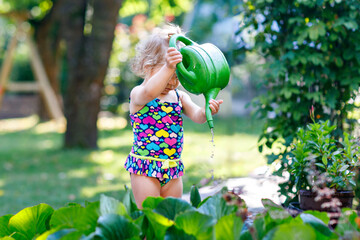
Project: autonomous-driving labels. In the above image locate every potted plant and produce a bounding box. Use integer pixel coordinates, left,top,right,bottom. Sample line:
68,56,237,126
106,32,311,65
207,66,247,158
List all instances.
287,108,360,211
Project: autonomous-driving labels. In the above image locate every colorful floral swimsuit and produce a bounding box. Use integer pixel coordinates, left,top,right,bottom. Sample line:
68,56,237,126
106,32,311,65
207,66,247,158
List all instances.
124,89,184,186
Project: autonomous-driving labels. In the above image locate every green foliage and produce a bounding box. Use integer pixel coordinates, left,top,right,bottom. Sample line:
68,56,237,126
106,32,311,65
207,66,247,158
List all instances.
190,185,201,208
93,214,141,240
282,118,360,203
334,208,360,239
119,0,192,25
2,190,360,239
0,0,52,19
239,0,360,202
0,188,246,239
0,203,54,239
246,199,360,239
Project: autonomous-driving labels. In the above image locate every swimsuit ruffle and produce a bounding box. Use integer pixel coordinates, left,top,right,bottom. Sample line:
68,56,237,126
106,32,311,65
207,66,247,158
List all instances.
124,154,184,179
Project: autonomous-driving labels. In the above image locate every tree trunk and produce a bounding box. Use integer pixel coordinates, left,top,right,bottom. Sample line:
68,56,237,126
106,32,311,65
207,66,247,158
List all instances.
62,0,122,148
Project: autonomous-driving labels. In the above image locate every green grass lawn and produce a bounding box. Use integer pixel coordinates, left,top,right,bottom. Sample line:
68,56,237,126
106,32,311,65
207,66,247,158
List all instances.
0,115,265,215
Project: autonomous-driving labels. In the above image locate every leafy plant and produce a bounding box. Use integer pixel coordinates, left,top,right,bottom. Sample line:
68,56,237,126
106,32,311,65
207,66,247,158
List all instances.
238,0,360,200
282,110,360,203
0,186,247,240
2,187,360,239
244,199,360,239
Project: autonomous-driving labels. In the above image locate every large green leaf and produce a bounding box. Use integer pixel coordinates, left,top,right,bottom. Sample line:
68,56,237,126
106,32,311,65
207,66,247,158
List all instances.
142,196,164,210
81,201,100,234
251,215,266,240
215,213,243,240
262,199,291,221
47,229,84,240
302,211,330,225
264,222,317,240
49,202,99,235
40,228,76,240
175,211,216,240
36,226,67,240
239,230,253,240
154,197,194,220
0,237,16,240
4,233,26,240
139,217,155,240
123,187,139,215
143,209,174,239
8,203,54,240
197,194,237,220
165,226,196,240
190,185,201,208
94,214,141,240
132,211,144,227
50,206,85,229
262,199,292,234
0,215,13,237
299,213,332,237
99,194,127,216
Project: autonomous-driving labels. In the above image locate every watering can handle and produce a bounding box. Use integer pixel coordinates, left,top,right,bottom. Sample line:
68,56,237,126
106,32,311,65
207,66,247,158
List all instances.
169,34,196,82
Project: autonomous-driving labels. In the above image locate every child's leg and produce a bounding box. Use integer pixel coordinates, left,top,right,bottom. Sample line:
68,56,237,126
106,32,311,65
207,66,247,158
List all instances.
131,174,161,209
160,177,183,198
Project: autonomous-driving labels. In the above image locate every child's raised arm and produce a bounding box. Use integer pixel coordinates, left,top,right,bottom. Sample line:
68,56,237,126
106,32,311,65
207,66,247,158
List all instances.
130,48,182,109
180,91,223,124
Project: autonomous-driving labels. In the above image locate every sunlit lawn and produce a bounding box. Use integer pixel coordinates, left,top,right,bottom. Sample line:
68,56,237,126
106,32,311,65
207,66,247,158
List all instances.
0,114,265,215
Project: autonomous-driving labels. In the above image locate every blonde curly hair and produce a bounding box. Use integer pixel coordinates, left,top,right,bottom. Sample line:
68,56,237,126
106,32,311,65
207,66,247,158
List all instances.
131,24,185,78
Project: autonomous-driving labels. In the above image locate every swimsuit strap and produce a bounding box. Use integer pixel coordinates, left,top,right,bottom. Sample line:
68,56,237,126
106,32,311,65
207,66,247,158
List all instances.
175,89,182,108
175,89,180,102
129,152,181,169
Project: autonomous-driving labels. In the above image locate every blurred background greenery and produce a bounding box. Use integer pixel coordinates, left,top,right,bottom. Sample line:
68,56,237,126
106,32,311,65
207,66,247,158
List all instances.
0,0,267,215
3,0,359,215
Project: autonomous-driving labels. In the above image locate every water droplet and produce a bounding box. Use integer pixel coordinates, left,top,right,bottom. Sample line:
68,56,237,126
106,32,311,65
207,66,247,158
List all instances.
209,128,215,165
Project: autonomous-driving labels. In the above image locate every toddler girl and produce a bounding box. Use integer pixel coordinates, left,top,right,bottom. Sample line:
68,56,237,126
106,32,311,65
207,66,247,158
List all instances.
124,24,223,208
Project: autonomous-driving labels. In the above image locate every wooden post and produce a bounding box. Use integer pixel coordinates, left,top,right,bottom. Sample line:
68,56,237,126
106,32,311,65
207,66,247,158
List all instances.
25,31,64,122
7,82,39,92
0,13,65,123
0,24,20,108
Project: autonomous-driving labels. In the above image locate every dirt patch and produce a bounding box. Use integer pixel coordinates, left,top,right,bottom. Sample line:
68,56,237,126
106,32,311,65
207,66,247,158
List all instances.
0,94,39,119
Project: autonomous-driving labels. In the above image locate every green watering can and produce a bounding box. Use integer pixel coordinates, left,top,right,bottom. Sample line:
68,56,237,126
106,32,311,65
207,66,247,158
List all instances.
169,34,230,129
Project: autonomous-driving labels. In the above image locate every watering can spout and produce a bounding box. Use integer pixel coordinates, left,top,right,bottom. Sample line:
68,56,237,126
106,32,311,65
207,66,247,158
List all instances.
205,88,221,129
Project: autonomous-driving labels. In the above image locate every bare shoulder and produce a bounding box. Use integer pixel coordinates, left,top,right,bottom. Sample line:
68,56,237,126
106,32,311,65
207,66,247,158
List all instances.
130,86,145,114
130,85,142,99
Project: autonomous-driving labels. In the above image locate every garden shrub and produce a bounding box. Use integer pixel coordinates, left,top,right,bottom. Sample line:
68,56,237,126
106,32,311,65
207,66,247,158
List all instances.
237,0,360,204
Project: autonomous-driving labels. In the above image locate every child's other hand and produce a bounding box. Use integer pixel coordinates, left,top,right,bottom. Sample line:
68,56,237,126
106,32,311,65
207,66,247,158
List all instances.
166,47,182,69
209,99,223,115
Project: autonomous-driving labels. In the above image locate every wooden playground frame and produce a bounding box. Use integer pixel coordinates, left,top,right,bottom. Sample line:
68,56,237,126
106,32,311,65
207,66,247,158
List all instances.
0,12,64,122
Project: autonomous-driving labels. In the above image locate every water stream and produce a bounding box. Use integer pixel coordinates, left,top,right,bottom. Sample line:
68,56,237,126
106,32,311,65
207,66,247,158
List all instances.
209,128,215,179
210,128,215,160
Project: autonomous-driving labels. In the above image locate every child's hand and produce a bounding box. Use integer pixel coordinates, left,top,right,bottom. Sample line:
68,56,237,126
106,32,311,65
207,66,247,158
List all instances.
166,47,182,69
209,99,223,115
